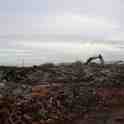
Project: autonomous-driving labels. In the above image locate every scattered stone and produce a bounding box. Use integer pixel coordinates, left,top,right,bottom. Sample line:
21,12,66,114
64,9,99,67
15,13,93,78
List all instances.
13,88,23,96
0,82,5,88
0,62,124,123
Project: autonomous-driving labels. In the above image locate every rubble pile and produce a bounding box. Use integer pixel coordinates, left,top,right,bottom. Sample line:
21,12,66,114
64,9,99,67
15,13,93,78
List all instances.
0,85,104,124
1,85,124,124
0,62,124,123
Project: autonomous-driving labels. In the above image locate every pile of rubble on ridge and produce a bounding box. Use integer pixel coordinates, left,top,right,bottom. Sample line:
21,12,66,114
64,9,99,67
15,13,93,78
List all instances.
0,61,124,97
0,61,124,124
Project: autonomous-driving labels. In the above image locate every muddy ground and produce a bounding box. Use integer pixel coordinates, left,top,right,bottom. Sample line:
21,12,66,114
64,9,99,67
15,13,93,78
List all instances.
0,61,124,124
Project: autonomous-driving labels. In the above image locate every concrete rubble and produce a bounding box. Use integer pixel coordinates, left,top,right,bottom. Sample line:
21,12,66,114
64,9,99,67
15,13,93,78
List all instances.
0,61,124,124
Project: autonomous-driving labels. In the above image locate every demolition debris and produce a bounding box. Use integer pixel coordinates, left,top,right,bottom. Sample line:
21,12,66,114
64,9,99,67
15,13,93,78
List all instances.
0,60,124,124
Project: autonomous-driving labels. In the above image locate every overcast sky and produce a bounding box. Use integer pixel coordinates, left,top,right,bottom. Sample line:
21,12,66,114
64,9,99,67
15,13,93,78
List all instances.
0,0,124,65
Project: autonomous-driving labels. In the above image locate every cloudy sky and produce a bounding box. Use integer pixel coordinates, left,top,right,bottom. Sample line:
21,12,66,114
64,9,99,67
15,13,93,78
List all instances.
0,0,124,65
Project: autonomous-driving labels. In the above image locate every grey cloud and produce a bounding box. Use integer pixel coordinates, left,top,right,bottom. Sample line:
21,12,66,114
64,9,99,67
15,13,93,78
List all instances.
0,0,124,65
